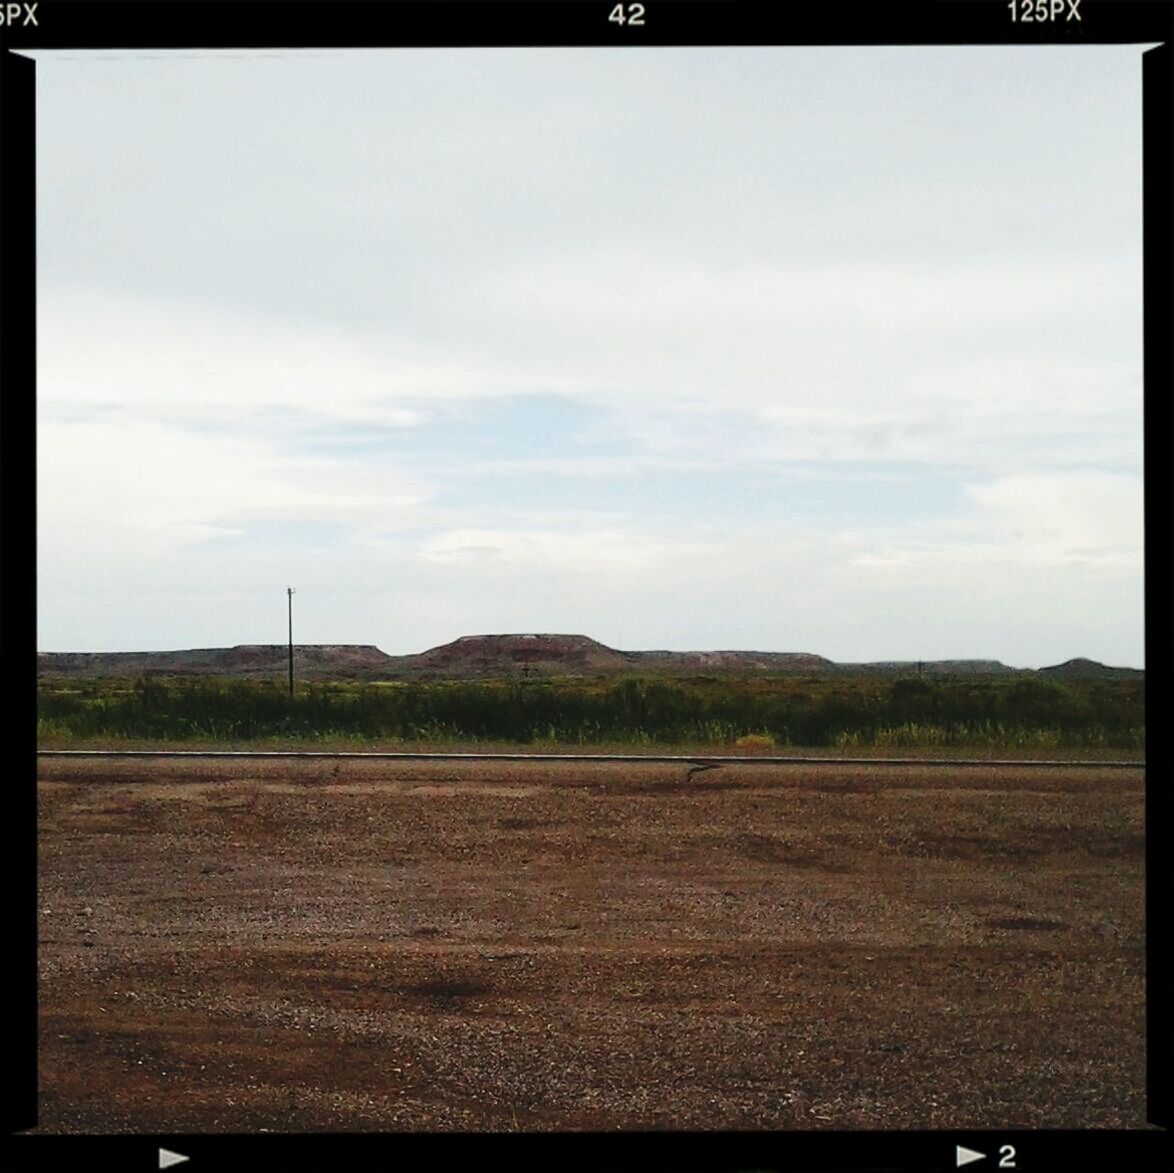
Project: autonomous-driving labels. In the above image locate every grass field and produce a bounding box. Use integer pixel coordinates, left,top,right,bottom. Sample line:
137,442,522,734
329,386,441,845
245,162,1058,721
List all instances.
37,672,1146,751
36,754,1145,1132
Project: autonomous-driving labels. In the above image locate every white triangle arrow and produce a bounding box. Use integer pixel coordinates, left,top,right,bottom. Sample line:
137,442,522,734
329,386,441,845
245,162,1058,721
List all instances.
956,1146,986,1168
159,1150,190,1170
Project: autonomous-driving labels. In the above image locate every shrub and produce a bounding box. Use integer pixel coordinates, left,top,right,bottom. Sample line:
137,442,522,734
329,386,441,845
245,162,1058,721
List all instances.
735,732,776,749
35,672,1145,750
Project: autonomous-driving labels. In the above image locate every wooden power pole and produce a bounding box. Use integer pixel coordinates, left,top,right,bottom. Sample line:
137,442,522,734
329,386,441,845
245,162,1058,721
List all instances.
287,586,295,698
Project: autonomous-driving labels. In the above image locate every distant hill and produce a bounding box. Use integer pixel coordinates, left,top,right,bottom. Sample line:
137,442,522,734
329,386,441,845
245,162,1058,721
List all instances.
835,659,1016,676
633,648,836,674
1038,657,1145,680
36,635,1142,682
37,644,396,680
379,633,632,678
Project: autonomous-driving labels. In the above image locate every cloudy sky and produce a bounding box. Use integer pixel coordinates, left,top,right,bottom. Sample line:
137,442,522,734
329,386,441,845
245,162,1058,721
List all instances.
33,46,1144,666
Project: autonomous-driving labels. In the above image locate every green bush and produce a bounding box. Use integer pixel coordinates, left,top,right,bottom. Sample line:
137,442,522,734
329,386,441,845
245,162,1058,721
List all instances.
35,672,1145,750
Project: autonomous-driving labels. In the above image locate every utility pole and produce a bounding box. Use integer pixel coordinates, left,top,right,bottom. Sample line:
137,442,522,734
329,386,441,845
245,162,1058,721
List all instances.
287,586,295,698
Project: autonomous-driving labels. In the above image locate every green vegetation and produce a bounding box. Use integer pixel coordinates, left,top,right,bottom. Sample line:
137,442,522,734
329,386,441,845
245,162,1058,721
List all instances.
36,673,1145,751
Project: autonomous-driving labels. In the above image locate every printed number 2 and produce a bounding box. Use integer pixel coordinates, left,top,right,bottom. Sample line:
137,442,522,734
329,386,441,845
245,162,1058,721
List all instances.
609,4,646,26
999,1146,1017,1169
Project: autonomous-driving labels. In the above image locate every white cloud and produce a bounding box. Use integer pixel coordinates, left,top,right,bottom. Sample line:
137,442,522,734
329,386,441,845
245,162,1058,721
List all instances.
963,471,1143,566
846,472,1143,576
433,249,1140,473
36,415,429,554
37,287,546,430
417,526,705,573
470,252,1131,344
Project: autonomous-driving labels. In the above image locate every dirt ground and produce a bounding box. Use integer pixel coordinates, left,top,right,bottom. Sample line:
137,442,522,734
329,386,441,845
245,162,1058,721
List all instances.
35,756,1146,1132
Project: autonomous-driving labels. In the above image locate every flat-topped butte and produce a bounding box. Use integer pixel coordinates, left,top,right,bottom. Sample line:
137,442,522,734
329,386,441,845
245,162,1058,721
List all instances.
36,634,1143,681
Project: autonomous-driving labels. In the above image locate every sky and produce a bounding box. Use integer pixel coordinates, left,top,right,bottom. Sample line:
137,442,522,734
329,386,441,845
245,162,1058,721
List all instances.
33,46,1145,667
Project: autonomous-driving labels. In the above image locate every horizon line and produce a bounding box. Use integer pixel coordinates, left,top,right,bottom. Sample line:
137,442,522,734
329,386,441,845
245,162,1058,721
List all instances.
36,635,1145,674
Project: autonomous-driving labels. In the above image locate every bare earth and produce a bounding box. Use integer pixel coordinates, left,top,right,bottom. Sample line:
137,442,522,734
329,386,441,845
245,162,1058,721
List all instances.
36,756,1145,1132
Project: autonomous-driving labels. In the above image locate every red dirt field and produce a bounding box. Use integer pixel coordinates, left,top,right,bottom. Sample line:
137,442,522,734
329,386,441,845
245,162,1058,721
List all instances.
35,756,1145,1132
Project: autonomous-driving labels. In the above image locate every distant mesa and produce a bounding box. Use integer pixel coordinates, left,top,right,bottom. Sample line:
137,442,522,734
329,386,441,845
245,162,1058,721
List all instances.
407,634,840,677
36,644,396,680
414,633,634,674
835,659,1017,676
1038,657,1144,679
36,636,1142,681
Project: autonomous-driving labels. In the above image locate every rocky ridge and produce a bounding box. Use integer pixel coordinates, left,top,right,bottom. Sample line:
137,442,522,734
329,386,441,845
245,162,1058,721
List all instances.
36,634,1143,681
